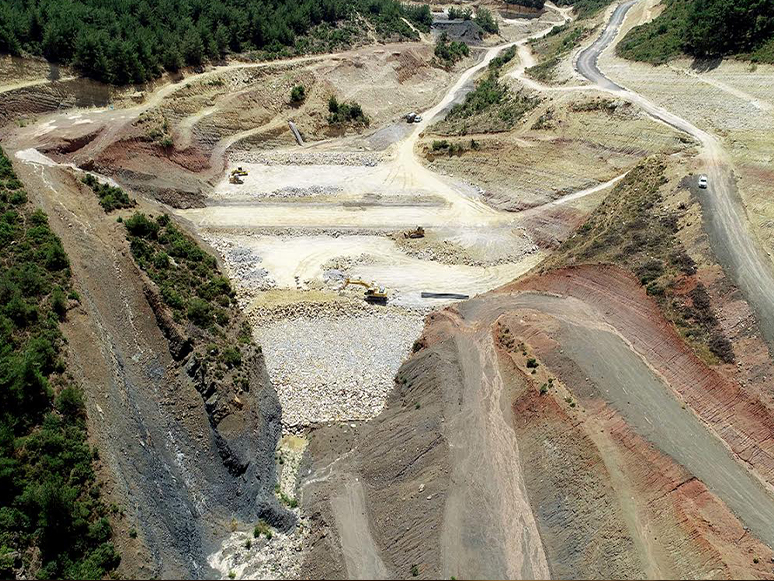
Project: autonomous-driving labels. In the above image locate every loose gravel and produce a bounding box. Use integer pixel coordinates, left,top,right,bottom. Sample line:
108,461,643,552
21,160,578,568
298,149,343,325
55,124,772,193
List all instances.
253,309,425,429
231,150,383,167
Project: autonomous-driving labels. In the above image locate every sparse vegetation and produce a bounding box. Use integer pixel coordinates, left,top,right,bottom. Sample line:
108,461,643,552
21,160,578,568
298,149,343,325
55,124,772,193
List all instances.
526,24,589,83
327,96,370,127
617,0,774,64
435,66,539,135
253,520,272,539
547,158,734,364
81,173,136,212
124,212,235,330
0,147,119,579
434,32,470,69
506,0,546,8
554,0,614,18
411,564,420,576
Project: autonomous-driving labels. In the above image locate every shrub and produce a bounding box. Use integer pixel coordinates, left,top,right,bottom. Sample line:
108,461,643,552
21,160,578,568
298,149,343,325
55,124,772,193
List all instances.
434,32,470,68
253,520,272,539
125,213,159,238
82,174,136,212
290,85,306,103
526,358,539,368
222,347,242,368
0,146,118,578
328,96,369,126
474,8,499,34
187,298,212,328
50,286,67,319
448,6,472,20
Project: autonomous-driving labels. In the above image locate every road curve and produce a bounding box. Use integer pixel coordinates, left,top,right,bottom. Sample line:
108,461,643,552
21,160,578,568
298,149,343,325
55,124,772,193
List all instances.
575,0,637,90
575,0,774,347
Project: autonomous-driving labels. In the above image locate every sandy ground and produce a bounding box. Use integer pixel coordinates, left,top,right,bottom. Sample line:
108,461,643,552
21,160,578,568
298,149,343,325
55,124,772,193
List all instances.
171,11,579,433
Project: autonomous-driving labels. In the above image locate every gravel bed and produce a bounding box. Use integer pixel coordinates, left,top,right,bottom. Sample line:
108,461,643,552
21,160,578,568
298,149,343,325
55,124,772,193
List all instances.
208,527,307,580
231,150,383,167
254,310,425,428
204,237,276,303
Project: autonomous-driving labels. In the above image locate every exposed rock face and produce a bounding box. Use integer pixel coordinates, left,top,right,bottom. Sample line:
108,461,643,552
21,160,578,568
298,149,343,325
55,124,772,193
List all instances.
6,158,289,579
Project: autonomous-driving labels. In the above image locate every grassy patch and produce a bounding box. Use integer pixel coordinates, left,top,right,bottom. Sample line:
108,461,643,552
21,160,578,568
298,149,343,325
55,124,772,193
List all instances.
253,520,273,539
82,173,136,212
433,47,538,135
526,23,590,82
546,157,734,364
0,147,119,579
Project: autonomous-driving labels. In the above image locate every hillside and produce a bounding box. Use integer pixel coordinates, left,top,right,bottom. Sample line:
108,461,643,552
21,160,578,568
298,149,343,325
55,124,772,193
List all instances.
0,0,431,84
0,148,119,579
617,0,774,64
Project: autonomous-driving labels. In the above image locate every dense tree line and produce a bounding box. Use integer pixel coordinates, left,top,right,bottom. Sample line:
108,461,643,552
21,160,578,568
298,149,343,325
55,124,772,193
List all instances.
0,148,119,579
505,0,546,11
618,0,774,63
554,0,613,17
0,0,432,85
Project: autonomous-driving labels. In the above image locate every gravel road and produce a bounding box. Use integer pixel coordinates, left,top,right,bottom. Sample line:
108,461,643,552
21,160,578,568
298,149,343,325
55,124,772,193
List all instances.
577,0,774,347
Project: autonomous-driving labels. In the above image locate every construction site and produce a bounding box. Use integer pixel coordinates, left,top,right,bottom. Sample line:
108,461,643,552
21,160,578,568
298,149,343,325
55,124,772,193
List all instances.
2,0,774,578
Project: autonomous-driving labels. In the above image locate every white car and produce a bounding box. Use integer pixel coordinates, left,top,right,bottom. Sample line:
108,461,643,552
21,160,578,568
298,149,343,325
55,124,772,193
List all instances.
698,175,708,189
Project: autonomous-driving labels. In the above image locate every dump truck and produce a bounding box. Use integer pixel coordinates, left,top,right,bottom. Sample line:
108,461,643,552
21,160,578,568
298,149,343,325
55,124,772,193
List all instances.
343,278,388,304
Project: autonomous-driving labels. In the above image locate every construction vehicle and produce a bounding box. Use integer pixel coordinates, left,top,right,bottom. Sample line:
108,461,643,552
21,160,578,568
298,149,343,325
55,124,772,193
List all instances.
229,174,244,184
343,278,388,304
232,166,248,177
404,225,425,239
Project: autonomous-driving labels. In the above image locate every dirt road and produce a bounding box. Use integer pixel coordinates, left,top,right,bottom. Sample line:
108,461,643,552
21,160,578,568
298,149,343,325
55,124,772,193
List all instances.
575,0,774,346
459,289,774,552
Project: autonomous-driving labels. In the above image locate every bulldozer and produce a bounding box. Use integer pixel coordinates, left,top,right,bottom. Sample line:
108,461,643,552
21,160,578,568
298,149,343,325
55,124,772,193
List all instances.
343,278,388,304
404,225,425,239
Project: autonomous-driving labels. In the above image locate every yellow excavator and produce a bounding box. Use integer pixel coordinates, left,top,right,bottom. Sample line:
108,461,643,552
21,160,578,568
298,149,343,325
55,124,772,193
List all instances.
229,166,248,184
343,278,388,304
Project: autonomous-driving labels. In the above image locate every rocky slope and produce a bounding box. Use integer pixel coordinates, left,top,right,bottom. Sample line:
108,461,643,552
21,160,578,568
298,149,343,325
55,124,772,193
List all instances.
6,153,288,578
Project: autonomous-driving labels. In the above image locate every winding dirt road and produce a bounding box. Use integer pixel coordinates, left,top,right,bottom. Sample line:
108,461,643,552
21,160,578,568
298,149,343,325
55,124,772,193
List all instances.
575,0,774,346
